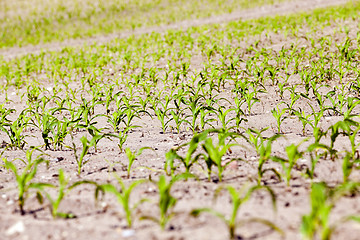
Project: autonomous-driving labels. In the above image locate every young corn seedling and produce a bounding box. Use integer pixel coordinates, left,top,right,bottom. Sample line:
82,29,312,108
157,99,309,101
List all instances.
333,122,360,183
184,94,205,133
233,97,248,129
272,142,304,186
245,128,281,185
325,90,341,116
52,116,78,150
307,104,326,138
29,110,59,150
0,104,15,126
3,148,49,215
191,185,282,240
214,106,236,131
68,133,104,175
142,174,191,230
305,142,329,180
201,130,240,182
114,126,134,153
284,88,301,115
122,104,149,131
341,152,356,184
199,106,216,131
165,130,209,176
107,108,128,133
152,100,172,133
271,104,287,134
96,175,147,228
328,117,358,161
266,65,280,85
125,147,153,179
301,182,360,240
243,90,260,116
169,106,188,134
343,96,360,119
276,81,287,99
36,169,98,218
1,111,30,149
78,112,106,144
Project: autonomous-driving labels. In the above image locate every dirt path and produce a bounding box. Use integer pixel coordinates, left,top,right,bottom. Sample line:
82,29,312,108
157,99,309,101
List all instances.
0,0,350,60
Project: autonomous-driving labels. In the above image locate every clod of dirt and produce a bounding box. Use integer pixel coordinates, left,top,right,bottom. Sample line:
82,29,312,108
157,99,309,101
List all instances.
51,157,64,163
235,235,244,240
0,141,8,148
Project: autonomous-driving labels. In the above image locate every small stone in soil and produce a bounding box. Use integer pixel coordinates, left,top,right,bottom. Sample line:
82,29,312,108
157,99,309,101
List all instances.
6,221,25,236
122,229,135,238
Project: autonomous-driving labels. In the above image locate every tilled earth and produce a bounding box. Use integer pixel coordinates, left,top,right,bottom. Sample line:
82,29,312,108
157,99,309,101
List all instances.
1,0,360,240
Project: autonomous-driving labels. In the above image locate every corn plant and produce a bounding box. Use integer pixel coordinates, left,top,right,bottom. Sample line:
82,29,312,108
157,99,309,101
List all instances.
29,110,59,150
199,106,216,131
243,90,260,116
0,111,30,149
0,104,14,127
125,147,153,179
191,185,282,240
295,109,313,136
169,99,188,133
115,127,132,152
184,94,205,132
96,176,147,228
284,88,301,115
3,148,49,215
107,108,128,133
245,128,281,185
141,174,191,230
36,169,98,218
214,106,236,131
152,100,172,133
344,96,360,119
328,117,358,161
107,103,147,133
68,133,104,175
305,142,329,180
201,130,240,182
271,104,287,133
52,116,79,150
325,90,341,116
165,130,209,176
301,182,360,240
272,142,304,186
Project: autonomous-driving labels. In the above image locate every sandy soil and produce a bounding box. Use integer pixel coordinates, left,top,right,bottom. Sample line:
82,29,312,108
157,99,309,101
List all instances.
1,0,360,240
